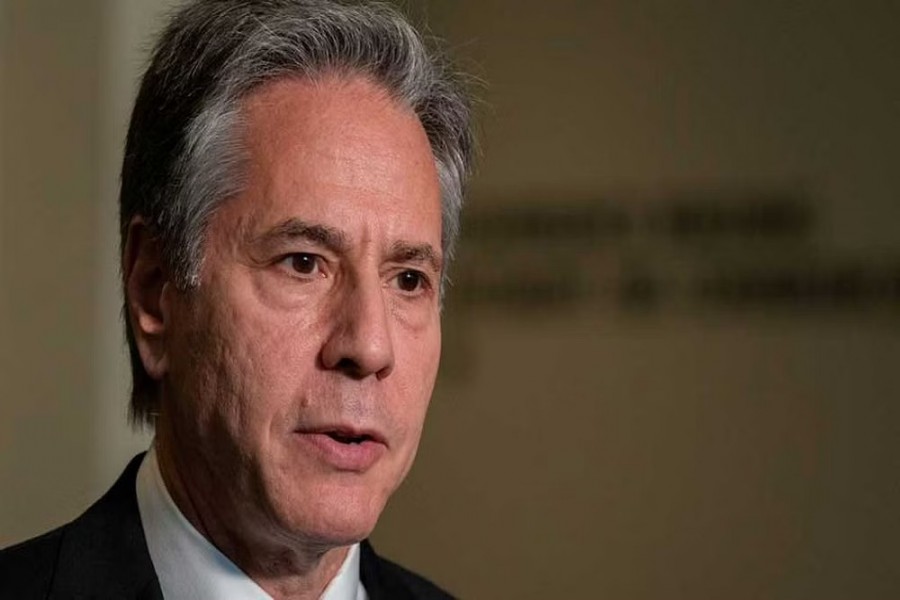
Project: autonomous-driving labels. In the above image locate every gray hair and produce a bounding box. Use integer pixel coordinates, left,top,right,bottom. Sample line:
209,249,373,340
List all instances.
120,0,476,426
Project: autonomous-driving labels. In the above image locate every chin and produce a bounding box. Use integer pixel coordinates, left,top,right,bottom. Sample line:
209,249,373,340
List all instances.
268,477,390,548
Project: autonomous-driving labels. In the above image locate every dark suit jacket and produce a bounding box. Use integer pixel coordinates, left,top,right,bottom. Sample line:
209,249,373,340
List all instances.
0,454,453,599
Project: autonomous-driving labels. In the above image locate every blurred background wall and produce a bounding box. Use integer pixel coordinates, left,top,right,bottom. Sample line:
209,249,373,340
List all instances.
2,1,898,598
0,0,164,552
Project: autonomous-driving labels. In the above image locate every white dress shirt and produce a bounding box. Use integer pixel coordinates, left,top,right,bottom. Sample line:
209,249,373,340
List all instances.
136,445,368,600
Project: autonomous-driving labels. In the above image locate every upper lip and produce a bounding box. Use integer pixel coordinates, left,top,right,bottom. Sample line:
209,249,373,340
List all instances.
297,425,387,446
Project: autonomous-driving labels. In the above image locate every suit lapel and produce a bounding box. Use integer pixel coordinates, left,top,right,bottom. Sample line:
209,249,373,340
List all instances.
49,453,163,600
361,539,411,600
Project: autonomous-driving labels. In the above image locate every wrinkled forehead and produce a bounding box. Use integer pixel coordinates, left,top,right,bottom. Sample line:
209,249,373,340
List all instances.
207,74,443,256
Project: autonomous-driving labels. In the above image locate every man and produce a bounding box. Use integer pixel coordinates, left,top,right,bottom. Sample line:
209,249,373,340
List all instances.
0,1,474,598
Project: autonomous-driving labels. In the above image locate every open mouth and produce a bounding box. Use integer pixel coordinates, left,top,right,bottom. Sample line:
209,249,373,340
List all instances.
296,428,387,470
326,431,372,445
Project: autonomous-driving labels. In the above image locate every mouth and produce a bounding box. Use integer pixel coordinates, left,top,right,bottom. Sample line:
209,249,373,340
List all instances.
293,426,387,471
325,430,375,445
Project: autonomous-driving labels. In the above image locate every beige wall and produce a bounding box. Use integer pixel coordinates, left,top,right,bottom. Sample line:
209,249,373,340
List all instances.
373,2,900,598
2,1,899,598
0,0,161,546
1,0,104,545
0,0,5,528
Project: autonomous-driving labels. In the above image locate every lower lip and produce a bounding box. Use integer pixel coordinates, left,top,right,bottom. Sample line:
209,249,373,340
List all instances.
293,433,386,472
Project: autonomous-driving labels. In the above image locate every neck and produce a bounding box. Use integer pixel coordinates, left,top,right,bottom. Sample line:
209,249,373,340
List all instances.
153,425,350,600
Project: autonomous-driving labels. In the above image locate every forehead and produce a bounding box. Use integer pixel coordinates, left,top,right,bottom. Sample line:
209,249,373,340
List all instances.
223,74,442,241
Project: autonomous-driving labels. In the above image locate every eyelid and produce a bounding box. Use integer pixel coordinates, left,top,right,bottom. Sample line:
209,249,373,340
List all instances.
277,252,328,279
390,268,434,295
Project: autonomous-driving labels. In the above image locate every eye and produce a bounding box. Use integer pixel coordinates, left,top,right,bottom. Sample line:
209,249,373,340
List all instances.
281,253,324,278
395,270,429,293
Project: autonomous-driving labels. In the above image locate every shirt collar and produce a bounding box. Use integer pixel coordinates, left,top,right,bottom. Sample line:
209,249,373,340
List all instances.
136,445,367,600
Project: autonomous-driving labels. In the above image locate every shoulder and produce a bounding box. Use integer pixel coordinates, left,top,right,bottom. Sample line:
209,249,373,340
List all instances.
0,525,66,599
359,540,455,600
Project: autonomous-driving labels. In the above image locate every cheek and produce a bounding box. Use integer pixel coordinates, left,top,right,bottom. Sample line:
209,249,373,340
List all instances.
390,370,436,489
395,325,442,440
169,291,304,439
211,307,316,428
224,294,358,449
169,313,249,437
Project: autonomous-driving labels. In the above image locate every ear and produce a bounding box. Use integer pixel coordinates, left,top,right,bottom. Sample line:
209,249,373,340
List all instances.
123,216,172,381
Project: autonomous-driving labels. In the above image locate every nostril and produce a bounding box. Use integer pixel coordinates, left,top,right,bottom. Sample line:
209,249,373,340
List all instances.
334,357,365,379
336,357,357,370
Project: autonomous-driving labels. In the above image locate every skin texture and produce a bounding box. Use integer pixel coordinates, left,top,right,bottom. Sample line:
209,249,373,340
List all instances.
124,75,443,599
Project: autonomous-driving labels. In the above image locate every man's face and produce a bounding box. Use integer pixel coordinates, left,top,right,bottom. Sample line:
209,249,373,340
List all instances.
159,75,443,547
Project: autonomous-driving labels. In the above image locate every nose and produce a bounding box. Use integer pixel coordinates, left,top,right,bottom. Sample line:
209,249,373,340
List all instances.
320,276,395,380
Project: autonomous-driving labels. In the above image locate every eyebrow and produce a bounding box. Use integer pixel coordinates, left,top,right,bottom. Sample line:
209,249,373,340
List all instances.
249,217,443,272
389,241,443,274
250,218,348,254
